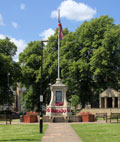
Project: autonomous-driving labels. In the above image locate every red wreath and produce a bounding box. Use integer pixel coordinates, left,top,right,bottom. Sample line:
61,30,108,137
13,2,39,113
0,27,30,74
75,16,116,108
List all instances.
46,108,50,112
56,102,63,106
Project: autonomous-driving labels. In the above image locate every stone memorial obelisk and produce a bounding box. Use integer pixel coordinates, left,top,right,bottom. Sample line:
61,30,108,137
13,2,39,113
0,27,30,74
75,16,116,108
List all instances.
46,10,71,118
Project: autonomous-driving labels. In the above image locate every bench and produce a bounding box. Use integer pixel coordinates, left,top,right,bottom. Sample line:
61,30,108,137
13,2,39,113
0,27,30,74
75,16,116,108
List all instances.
110,113,120,123
0,114,12,125
96,113,107,122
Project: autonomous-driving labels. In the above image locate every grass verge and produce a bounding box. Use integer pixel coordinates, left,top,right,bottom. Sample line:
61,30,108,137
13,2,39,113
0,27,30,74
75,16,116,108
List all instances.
0,124,48,142
71,123,120,142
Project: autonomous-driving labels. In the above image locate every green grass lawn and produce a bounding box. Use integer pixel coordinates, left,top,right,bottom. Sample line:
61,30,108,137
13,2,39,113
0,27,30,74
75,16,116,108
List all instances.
71,123,120,142
0,124,48,142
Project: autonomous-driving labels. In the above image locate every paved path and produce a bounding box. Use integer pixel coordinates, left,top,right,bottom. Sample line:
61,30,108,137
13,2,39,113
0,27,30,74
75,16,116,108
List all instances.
42,123,82,142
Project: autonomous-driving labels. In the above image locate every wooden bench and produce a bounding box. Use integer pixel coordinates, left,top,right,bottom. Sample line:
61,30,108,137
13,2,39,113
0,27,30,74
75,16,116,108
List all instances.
96,113,107,122
0,114,12,125
110,113,120,123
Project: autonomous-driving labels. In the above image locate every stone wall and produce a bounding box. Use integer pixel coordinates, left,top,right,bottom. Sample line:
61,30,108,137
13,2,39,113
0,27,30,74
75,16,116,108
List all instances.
80,108,120,116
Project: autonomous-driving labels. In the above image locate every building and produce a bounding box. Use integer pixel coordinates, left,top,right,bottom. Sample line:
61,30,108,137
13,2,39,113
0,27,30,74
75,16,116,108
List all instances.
99,87,120,108
14,83,26,112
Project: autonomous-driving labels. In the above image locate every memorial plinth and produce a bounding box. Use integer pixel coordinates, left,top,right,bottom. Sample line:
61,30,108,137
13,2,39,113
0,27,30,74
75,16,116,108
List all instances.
46,78,71,117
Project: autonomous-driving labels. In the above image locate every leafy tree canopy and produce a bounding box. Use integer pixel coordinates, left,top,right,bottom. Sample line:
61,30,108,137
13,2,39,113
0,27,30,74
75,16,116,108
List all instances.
0,38,20,105
19,41,43,110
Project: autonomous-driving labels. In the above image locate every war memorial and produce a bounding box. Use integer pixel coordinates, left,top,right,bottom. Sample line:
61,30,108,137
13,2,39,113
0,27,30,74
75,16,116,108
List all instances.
44,11,73,122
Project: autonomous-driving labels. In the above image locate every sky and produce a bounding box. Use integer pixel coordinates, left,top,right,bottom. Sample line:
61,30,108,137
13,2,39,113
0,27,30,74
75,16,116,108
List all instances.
0,0,120,61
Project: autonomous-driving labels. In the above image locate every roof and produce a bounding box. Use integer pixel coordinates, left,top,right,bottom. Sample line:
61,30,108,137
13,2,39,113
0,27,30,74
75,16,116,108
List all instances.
51,78,66,87
100,88,119,97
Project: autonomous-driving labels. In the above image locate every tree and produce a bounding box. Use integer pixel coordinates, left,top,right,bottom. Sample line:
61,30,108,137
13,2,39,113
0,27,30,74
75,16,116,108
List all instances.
70,95,80,114
19,41,43,110
74,15,120,107
0,37,20,105
0,37,17,57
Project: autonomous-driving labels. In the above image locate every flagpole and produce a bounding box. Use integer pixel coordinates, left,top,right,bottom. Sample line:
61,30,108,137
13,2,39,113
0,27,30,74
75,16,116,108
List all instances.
58,9,60,79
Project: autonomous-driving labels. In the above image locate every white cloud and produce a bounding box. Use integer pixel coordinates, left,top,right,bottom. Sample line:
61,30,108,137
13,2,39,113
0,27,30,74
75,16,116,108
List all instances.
0,34,5,39
51,0,96,21
39,28,55,40
20,3,25,10
11,38,27,62
0,13,5,26
12,22,18,29
0,34,27,62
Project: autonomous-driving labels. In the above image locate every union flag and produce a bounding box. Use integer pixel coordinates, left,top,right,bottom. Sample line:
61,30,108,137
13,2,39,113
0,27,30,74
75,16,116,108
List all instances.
58,12,63,40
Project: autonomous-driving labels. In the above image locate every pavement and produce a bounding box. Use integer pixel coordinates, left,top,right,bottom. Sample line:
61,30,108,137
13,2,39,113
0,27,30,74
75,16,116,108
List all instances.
42,123,82,142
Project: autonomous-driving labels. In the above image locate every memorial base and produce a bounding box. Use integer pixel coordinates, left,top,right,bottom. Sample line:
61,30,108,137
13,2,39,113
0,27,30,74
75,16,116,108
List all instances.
46,106,71,117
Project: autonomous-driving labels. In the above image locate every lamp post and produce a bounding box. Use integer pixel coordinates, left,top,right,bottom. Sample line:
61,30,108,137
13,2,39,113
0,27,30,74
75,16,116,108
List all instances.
7,73,11,125
7,73,10,110
39,40,48,133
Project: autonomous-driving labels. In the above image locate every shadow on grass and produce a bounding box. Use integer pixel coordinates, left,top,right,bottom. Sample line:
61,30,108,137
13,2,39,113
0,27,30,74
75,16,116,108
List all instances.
0,139,41,141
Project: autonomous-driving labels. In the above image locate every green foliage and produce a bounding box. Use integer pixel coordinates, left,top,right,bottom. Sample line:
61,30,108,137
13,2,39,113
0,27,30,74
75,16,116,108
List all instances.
23,86,36,110
0,38,20,105
70,95,80,114
19,41,43,110
0,37,17,57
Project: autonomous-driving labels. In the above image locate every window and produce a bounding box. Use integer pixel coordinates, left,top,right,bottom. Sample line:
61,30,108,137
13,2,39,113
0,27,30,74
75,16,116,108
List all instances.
56,91,62,102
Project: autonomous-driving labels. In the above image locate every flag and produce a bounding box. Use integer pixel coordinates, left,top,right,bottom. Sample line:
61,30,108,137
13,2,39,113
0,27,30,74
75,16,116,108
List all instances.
58,11,63,40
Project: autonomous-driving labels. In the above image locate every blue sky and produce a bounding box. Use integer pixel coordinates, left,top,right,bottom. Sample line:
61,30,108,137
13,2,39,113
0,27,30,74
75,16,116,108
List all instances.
0,0,120,61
